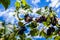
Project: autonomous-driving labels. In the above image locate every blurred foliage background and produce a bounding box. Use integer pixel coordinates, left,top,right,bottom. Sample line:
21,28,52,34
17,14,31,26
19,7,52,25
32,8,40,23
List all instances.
0,0,60,40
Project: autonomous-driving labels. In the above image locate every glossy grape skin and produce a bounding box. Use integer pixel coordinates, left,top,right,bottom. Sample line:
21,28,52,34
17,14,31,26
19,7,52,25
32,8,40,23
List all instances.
49,27,55,32
24,14,32,23
47,27,55,35
35,16,47,23
35,17,40,22
47,28,52,35
41,16,47,21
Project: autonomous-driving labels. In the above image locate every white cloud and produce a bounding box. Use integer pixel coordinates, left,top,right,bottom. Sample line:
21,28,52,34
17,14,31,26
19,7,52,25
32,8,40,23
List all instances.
46,0,50,2
32,0,40,4
32,0,40,7
8,12,16,16
0,7,15,16
0,7,18,24
55,3,60,8
49,0,59,7
32,7,39,13
56,8,60,13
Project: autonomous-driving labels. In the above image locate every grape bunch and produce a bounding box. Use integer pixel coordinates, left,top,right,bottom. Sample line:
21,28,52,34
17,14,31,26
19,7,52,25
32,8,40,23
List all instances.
35,16,47,23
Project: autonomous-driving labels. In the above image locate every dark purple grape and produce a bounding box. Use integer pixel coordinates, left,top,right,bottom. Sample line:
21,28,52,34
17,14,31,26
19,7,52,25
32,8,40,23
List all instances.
35,17,40,22
49,27,55,32
39,16,47,23
47,27,55,35
24,14,32,22
18,27,27,35
41,16,47,21
35,16,47,23
47,28,52,35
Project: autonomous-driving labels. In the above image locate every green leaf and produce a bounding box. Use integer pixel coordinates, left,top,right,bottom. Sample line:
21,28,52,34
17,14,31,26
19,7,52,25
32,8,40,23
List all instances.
15,1,20,8
20,33,26,40
15,1,20,10
21,0,27,6
29,21,37,29
18,22,24,27
43,22,50,27
54,36,60,40
0,0,10,9
43,16,51,27
26,38,32,40
30,29,39,36
39,30,46,37
45,6,48,9
23,4,30,10
0,1,1,4
36,9,41,14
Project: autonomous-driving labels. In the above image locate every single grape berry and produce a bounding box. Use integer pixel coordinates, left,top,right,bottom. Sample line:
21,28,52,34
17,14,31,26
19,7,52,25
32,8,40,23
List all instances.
47,29,52,35
41,16,47,21
39,16,47,23
47,27,55,35
49,27,55,32
18,27,26,35
24,14,32,22
35,17,40,22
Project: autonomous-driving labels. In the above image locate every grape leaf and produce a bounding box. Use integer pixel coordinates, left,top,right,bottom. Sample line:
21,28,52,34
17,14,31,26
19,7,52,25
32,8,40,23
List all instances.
39,30,46,37
0,0,10,9
15,1,20,8
29,21,37,29
18,22,24,27
54,36,60,40
21,0,27,6
30,29,39,36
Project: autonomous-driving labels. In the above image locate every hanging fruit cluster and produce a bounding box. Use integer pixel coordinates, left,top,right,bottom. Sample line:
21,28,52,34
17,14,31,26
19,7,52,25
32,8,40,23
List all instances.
0,0,60,40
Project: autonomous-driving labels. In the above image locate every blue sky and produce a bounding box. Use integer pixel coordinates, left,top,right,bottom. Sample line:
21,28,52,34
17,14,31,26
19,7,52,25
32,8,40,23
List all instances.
0,0,60,25
0,0,60,17
0,0,60,40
